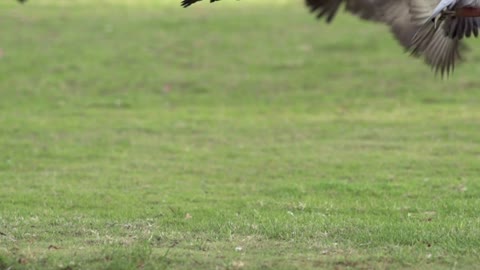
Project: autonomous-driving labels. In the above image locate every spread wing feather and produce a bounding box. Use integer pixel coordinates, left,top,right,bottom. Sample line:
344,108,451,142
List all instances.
181,0,221,8
305,0,418,48
409,0,470,76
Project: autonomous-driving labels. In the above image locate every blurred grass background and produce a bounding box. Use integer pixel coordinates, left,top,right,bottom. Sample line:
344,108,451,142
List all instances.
1,1,480,269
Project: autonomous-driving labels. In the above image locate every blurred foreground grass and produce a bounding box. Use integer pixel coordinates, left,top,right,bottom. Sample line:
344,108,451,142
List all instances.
1,1,480,269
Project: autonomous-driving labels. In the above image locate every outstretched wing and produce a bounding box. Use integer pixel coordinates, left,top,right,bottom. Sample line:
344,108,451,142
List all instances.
305,0,418,47
365,0,419,47
409,0,469,76
179,0,469,75
304,0,380,23
181,0,221,8
305,0,468,75
304,0,345,22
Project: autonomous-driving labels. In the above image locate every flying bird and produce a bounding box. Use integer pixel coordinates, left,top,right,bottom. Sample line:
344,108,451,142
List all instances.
180,0,479,75
409,0,480,75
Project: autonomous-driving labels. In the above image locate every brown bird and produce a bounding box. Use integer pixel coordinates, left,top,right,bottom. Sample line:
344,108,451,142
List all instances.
308,0,480,75
409,0,480,75
180,0,476,76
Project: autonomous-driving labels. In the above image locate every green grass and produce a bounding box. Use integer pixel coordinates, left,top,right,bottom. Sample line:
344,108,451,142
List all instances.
1,0,480,269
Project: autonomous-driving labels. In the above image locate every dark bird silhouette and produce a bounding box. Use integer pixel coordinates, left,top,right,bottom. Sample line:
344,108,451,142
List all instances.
181,0,221,8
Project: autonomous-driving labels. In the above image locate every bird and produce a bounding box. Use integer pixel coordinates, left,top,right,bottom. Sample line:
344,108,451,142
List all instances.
409,0,480,75
180,0,478,76
304,0,467,76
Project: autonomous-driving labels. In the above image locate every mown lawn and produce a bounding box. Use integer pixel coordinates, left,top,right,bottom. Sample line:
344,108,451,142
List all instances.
1,1,480,269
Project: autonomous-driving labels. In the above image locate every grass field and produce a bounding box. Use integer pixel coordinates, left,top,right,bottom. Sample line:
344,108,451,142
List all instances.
1,1,480,269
